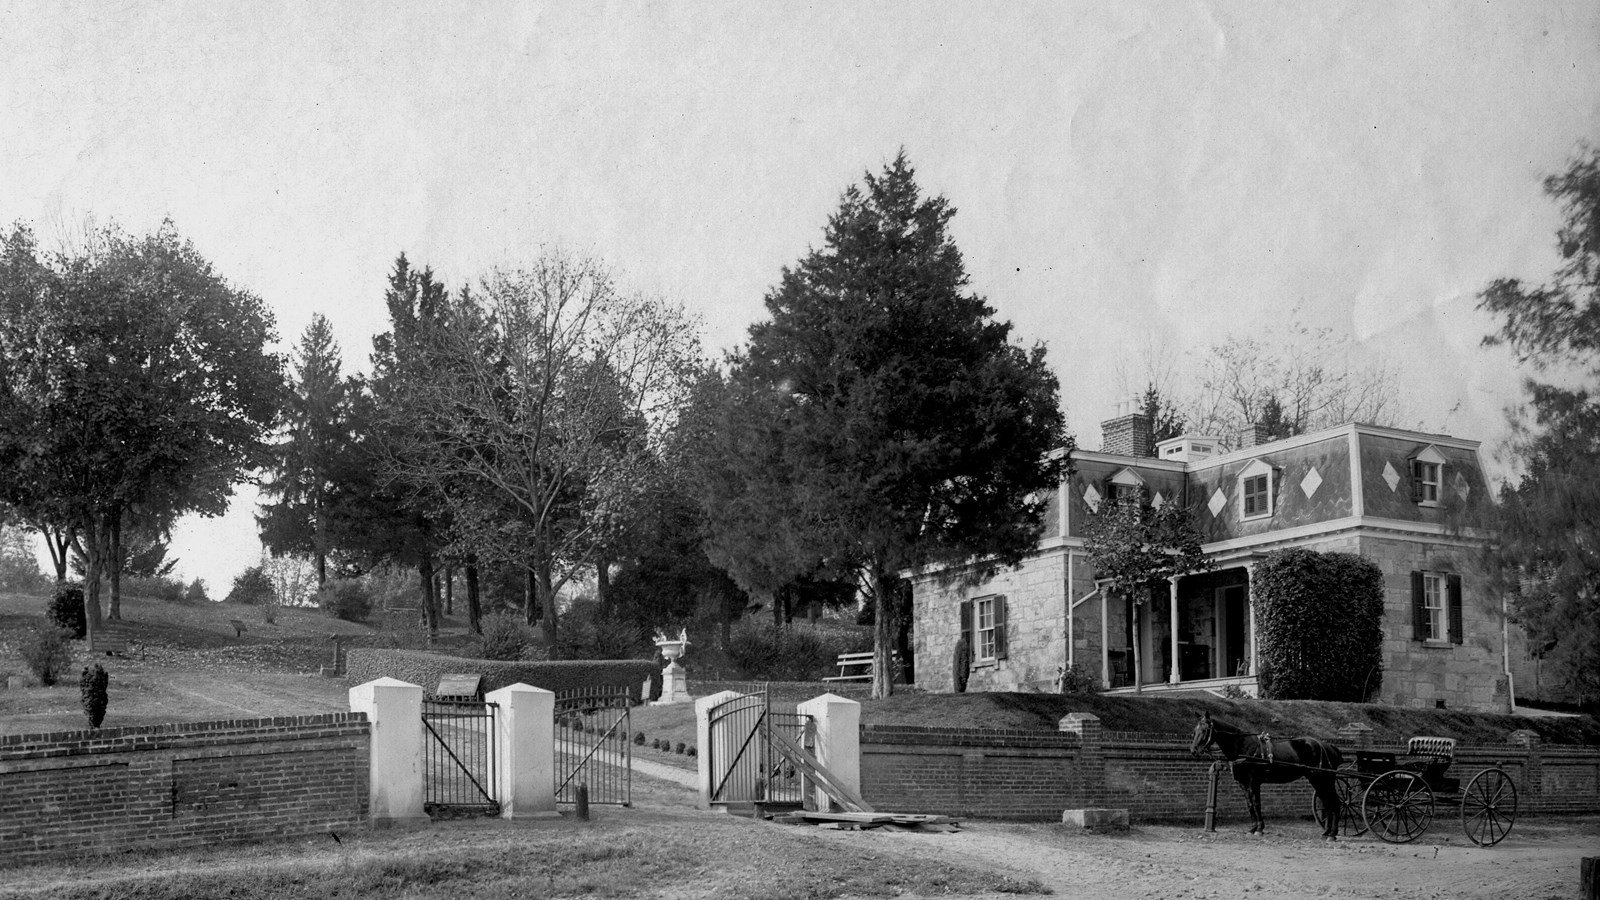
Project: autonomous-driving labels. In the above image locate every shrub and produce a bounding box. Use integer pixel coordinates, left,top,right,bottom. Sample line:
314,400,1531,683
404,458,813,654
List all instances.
479,612,538,661
633,732,645,745
184,578,209,604
556,598,647,660
225,566,276,606
1253,548,1385,702
952,635,971,693
22,625,73,686
686,746,696,758
80,663,109,728
124,575,185,603
674,742,685,754
725,620,832,681
316,579,372,623
1055,662,1100,694
0,526,49,592
47,583,86,639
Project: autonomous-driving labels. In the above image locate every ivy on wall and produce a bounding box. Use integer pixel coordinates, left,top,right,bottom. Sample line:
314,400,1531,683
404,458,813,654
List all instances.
1253,548,1385,702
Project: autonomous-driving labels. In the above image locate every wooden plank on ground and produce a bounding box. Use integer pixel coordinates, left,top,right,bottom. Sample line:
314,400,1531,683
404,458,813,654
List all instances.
766,726,873,813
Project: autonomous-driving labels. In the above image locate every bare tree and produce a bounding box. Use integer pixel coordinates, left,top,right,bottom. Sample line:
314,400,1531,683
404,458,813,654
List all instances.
384,251,701,648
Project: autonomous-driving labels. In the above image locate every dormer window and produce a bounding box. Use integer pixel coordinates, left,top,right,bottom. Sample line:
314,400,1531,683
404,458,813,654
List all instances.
1410,446,1447,507
1106,467,1146,506
1238,458,1274,520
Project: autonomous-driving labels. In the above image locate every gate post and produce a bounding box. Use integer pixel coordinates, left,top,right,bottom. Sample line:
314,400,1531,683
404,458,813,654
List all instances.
348,677,427,825
797,693,860,812
695,690,744,810
487,683,559,819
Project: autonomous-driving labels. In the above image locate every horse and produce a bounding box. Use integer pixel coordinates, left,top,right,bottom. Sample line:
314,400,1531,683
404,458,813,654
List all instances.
1190,712,1345,839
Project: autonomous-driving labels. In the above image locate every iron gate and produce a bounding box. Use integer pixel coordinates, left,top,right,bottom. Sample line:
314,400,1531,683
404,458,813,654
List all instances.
422,698,499,816
706,688,814,808
555,686,632,806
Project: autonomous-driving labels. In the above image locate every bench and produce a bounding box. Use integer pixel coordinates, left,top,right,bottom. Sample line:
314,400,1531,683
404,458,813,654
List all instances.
228,619,248,638
823,651,899,683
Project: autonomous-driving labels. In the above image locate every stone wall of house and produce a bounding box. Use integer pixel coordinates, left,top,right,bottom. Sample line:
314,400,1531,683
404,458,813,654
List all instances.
1356,536,1510,713
912,548,1068,693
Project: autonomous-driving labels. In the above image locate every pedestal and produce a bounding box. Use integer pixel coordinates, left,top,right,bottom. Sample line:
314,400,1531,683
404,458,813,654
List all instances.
654,661,690,705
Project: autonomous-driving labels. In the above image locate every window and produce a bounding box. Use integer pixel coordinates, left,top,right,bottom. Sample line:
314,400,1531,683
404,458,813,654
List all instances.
1243,474,1269,517
1411,570,1463,645
1410,446,1447,506
1238,458,1274,520
1413,461,1441,504
1421,573,1445,641
960,594,1008,664
976,597,997,660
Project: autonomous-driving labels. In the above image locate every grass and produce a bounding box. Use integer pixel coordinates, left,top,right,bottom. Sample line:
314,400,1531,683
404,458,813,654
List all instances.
0,816,1047,899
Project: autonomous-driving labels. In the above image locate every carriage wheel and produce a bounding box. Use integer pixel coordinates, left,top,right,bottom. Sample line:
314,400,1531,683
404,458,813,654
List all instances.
1461,767,1517,847
1361,770,1434,844
1312,774,1368,837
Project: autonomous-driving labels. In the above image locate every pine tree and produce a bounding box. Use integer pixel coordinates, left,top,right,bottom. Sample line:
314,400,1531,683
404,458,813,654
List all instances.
690,151,1067,698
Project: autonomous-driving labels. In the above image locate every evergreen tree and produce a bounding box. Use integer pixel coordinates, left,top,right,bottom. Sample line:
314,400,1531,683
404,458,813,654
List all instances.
1478,143,1600,701
687,152,1067,698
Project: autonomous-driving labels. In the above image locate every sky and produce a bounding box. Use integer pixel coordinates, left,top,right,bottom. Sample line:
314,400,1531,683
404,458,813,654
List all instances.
3,1,1598,594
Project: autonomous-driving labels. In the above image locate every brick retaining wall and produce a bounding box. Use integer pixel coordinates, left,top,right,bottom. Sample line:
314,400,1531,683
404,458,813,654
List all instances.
0,714,370,867
859,718,1600,824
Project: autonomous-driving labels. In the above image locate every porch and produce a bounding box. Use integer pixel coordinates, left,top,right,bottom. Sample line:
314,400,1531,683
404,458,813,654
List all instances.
1091,563,1262,692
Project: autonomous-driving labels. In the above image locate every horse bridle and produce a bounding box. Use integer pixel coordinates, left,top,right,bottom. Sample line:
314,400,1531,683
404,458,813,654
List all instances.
1192,718,1218,757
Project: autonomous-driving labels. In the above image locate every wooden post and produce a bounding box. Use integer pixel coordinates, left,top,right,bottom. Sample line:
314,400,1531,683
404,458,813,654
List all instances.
1204,761,1220,832
1581,857,1599,900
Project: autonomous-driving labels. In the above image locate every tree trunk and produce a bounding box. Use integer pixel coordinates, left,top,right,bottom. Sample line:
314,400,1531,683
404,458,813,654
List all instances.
108,512,122,621
443,565,454,616
418,552,439,638
893,589,915,685
595,554,611,609
523,567,538,625
870,568,896,700
40,523,71,581
535,557,558,651
82,515,106,644
315,551,327,587
465,555,482,634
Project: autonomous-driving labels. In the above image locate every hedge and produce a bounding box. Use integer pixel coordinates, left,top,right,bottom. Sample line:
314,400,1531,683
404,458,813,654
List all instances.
1252,548,1385,702
346,648,660,702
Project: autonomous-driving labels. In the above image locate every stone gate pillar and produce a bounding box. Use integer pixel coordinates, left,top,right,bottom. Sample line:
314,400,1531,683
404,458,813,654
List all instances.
798,693,861,812
348,677,427,825
487,683,559,819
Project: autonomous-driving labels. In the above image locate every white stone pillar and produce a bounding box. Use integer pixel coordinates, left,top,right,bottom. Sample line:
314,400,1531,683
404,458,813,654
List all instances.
1168,576,1182,685
1099,587,1110,688
797,693,861,812
348,677,427,825
695,690,746,810
486,683,559,819
1244,563,1258,676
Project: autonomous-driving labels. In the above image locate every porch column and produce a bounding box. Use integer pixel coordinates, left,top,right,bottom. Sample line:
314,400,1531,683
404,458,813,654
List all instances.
1168,576,1182,685
1244,563,1258,675
1099,587,1110,689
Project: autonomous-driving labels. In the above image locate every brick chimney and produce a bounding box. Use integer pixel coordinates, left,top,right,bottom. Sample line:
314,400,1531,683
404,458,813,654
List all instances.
1234,422,1272,450
1100,399,1154,458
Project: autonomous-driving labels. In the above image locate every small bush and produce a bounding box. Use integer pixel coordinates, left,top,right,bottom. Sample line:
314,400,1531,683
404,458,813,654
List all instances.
652,739,664,751
80,663,109,728
725,620,832,681
184,578,209,604
316,579,372,623
225,566,276,606
952,635,971,693
633,732,645,745
479,612,538,661
1055,662,1100,694
686,746,696,758
22,625,73,686
674,742,685,754
47,583,87,639
124,575,185,603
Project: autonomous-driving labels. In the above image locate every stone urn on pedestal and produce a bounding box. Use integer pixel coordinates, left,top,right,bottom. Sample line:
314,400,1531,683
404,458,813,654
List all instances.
653,629,691,705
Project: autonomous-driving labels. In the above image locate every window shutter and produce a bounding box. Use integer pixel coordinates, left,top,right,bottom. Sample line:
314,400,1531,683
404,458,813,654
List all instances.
958,599,973,667
994,595,1009,660
1408,460,1425,503
1410,570,1426,641
1447,574,1463,645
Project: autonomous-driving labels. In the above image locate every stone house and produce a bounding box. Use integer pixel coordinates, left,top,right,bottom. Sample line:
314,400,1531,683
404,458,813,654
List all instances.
911,409,1514,713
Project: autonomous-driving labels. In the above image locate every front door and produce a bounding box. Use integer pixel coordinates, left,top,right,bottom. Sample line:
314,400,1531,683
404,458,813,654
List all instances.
1218,584,1248,677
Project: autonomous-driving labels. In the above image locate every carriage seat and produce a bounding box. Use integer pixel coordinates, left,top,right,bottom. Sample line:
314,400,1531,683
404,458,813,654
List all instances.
1405,736,1458,793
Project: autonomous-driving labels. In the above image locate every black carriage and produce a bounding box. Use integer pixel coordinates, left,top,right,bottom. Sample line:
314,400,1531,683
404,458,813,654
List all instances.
1311,736,1518,846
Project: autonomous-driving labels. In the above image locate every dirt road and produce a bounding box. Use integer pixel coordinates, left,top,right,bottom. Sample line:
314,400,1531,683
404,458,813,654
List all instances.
801,814,1600,900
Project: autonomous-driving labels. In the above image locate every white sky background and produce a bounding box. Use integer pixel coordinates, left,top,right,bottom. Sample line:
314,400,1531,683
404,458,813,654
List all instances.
2,1,1598,593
